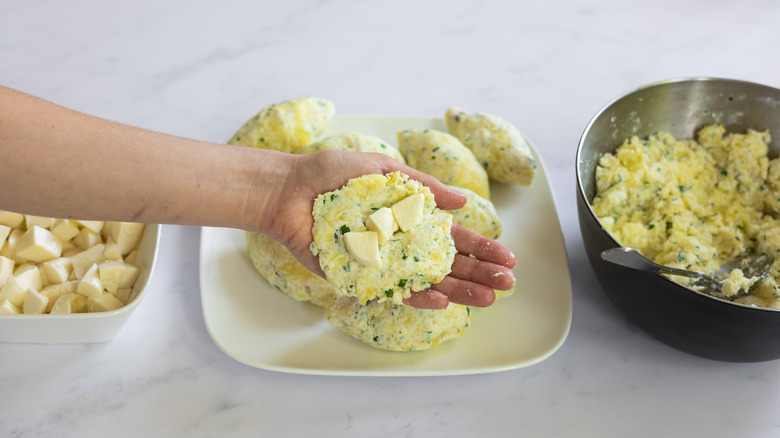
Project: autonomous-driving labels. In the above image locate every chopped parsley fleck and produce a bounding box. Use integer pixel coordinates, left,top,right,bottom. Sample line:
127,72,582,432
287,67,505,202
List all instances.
385,289,394,298
648,224,655,230
398,279,408,287
414,256,420,262
339,224,350,234
677,252,684,263
666,221,673,230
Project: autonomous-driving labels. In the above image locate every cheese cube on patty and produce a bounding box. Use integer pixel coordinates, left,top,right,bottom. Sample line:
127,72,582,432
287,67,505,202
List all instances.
366,207,398,245
343,231,381,267
392,193,425,232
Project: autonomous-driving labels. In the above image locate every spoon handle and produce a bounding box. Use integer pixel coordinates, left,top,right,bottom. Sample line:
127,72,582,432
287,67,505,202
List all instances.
600,247,702,279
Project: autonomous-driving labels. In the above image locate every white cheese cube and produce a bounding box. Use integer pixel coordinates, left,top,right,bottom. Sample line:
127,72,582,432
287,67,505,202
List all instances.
0,225,11,246
102,222,145,255
70,244,106,279
0,211,24,228
13,264,42,291
87,292,124,312
41,257,73,284
41,281,76,312
0,255,15,288
114,287,133,304
62,243,81,257
391,193,425,232
343,231,381,267
98,261,126,294
75,220,104,233
0,228,25,262
16,225,62,263
0,277,27,307
50,293,87,314
0,299,21,314
366,207,398,245
23,288,49,314
25,215,55,230
118,263,140,288
103,238,122,261
77,264,103,297
73,228,102,250
50,219,80,242
124,250,138,265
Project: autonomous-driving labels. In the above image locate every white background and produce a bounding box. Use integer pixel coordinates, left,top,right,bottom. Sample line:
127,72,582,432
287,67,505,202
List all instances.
3,1,780,436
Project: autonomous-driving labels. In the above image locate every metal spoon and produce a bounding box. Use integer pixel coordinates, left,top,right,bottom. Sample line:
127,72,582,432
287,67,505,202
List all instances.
601,247,774,300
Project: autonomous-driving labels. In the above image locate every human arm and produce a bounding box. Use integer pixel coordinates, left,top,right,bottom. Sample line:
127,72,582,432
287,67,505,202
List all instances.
0,86,515,309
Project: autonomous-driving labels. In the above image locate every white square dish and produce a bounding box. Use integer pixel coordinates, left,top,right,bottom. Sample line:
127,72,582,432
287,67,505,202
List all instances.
199,115,572,376
0,224,160,344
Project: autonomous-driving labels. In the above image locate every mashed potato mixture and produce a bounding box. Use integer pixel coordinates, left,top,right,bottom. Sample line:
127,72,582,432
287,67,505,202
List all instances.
592,125,780,308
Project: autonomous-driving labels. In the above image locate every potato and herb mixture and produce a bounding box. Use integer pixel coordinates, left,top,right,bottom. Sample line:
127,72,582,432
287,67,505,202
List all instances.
592,125,780,308
0,212,145,314
235,97,529,350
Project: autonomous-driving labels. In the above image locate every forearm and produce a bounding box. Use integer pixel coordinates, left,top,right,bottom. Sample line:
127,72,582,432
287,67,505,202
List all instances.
0,86,285,229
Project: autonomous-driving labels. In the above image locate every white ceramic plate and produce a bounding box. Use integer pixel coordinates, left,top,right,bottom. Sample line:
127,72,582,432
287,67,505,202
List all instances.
199,116,572,376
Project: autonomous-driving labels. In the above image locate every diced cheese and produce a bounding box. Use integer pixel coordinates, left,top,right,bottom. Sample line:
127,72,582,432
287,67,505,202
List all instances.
124,250,138,265
118,263,140,288
71,244,106,279
102,222,145,256
75,220,104,233
50,219,80,242
1,228,25,262
50,293,87,314
0,299,21,314
23,288,49,314
0,211,24,228
16,225,63,263
391,193,425,232
41,257,72,284
103,238,122,261
343,231,381,267
41,282,76,312
0,255,15,288
366,207,398,245
73,228,102,250
0,277,27,307
114,287,133,304
87,293,124,312
25,215,55,230
98,260,126,294
13,264,42,291
0,225,11,246
76,264,103,297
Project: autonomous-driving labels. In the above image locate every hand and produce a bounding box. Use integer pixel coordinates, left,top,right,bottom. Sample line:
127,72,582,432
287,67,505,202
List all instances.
247,149,516,310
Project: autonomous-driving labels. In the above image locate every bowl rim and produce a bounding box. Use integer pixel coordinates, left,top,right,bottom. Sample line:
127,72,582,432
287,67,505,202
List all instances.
575,76,780,313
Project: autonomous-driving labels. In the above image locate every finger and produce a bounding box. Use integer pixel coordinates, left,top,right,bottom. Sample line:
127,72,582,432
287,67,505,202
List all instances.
452,224,516,268
403,289,450,309
430,276,496,307
449,253,516,291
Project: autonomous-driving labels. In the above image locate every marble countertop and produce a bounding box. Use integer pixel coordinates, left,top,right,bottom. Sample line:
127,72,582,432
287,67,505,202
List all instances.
3,1,780,436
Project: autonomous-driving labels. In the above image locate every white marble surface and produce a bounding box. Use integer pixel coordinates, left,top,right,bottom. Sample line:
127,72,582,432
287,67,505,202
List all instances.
3,0,780,436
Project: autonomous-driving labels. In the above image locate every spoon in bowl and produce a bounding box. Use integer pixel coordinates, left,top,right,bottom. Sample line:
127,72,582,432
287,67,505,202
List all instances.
601,247,774,300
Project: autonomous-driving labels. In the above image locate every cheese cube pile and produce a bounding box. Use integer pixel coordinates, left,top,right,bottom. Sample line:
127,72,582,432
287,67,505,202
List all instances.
0,211,145,315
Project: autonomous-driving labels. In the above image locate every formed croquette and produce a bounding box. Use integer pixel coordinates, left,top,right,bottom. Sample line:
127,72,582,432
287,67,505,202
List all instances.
228,97,334,152
397,129,490,199
445,107,537,186
445,185,502,240
310,172,456,305
296,132,406,164
246,231,338,307
325,296,471,351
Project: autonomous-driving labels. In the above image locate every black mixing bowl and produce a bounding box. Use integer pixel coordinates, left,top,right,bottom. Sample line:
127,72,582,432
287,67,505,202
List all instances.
576,77,780,362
